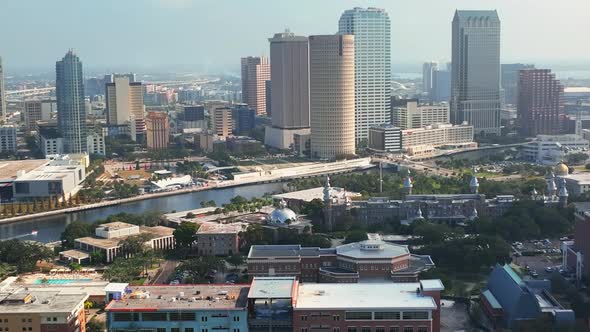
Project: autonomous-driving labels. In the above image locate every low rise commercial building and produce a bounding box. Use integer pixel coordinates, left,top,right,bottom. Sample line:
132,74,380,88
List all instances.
247,239,434,283
401,123,475,157
72,221,175,263
0,288,88,332
106,285,249,332
522,134,589,165
480,264,574,330
196,222,247,256
86,132,105,155
368,124,402,154
392,100,449,129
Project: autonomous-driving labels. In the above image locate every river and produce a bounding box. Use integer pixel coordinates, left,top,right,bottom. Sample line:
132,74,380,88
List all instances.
0,182,285,243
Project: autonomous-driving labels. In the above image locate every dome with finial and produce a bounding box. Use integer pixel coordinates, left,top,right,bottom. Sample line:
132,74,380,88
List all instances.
415,206,423,219
403,169,413,189
558,178,569,197
555,162,569,176
470,206,478,220
323,176,331,202
267,199,298,224
469,167,479,188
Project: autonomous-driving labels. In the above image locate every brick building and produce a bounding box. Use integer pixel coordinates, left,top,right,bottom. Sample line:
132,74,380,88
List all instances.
247,239,434,283
517,69,564,137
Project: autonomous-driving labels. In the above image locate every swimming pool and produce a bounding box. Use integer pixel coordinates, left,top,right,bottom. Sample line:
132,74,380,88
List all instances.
34,279,94,285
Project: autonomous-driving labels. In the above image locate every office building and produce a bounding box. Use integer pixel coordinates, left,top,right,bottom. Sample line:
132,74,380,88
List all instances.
339,7,391,143
309,35,356,160
232,104,256,135
72,222,175,263
145,111,169,150
432,63,452,102
0,57,5,122
56,50,87,153
0,288,88,332
183,105,205,121
401,123,475,157
86,132,106,155
368,124,402,153
451,10,501,136
481,264,574,329
106,285,249,332
294,281,444,332
423,61,439,96
392,100,450,130
196,222,245,256
502,63,535,106
241,56,270,115
517,69,564,137
106,76,145,141
248,239,434,283
213,107,233,138
24,100,54,134
0,125,16,153
265,30,311,149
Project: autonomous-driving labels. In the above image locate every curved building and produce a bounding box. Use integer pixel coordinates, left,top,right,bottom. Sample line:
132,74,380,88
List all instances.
309,34,356,160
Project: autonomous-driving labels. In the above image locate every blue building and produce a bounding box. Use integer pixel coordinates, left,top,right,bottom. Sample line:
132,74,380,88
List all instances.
184,106,205,122
233,105,256,135
106,285,250,332
480,264,574,329
56,50,87,153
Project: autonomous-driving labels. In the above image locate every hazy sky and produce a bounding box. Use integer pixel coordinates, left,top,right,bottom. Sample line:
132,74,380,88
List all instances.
2,0,590,73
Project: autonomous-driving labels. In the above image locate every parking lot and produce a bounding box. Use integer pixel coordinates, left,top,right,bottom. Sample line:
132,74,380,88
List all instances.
511,238,570,280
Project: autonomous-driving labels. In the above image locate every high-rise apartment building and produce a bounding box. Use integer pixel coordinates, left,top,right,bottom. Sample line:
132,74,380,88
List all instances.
145,111,169,150
451,10,501,136
241,56,270,116
0,57,5,122
213,107,233,138
423,61,439,96
56,50,87,153
502,63,535,106
106,76,144,141
265,30,311,149
339,7,391,144
393,100,450,130
517,69,564,137
309,35,356,160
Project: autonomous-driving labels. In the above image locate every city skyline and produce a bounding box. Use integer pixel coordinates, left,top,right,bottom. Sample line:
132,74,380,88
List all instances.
2,0,590,73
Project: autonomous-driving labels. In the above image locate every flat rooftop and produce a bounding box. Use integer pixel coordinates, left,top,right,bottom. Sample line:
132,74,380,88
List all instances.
273,187,361,203
98,222,137,231
0,159,49,181
295,283,438,310
248,245,303,259
336,240,409,260
564,172,590,185
77,226,173,249
248,277,297,299
0,289,88,314
197,222,248,235
106,285,249,311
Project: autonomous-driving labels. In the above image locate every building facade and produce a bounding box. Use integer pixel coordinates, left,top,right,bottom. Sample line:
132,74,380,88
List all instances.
423,61,439,97
517,69,564,137
451,10,501,136
521,134,589,165
432,63,452,103
309,35,356,160
368,124,402,153
196,222,244,256
56,50,87,153
213,107,233,138
24,100,53,134
233,104,256,135
392,100,449,130
339,7,391,144
401,123,475,157
0,57,5,122
0,125,16,153
241,56,270,116
106,76,144,141
145,111,169,150
501,63,535,106
265,31,311,149
86,132,106,155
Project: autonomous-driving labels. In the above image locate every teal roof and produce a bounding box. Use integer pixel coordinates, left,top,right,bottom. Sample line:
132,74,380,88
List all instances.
502,264,523,286
483,289,502,310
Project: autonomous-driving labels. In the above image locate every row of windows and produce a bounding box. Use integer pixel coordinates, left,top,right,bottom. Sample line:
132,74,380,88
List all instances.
112,328,239,332
112,312,240,322
344,311,429,321
302,327,427,332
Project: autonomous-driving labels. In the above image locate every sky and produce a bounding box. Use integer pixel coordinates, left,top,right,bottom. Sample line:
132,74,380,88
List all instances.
1,0,590,74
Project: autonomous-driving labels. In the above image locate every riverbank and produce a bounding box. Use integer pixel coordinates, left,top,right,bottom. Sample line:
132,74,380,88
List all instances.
0,158,373,225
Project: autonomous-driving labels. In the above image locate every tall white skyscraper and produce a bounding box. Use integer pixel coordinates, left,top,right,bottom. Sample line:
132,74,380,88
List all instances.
451,10,501,136
0,57,6,122
339,7,391,145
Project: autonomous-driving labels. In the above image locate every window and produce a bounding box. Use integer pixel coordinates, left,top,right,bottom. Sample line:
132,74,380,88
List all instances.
402,312,428,320
417,328,427,332
301,315,308,321
185,329,194,332
348,328,357,332
157,329,166,332
333,315,340,321
390,328,399,332
334,328,340,332
27,329,32,332
302,329,308,332
345,312,372,320
47,318,51,322
143,313,168,321
170,312,196,321
233,316,240,321
201,316,208,322
403,327,413,332
374,312,401,320
21,319,25,323
361,328,371,332
21,328,25,332
27,319,31,323
376,328,385,332
52,317,57,322
171,329,180,332
233,330,240,332
113,313,140,322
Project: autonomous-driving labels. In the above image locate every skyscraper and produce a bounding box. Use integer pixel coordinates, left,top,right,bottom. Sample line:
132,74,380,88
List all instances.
56,50,87,153
502,63,535,106
212,107,233,138
422,61,439,97
265,30,311,149
240,56,270,116
432,62,452,103
451,10,501,136
339,7,391,144
0,57,6,122
309,35,356,160
517,69,564,137
106,76,145,141
145,111,169,150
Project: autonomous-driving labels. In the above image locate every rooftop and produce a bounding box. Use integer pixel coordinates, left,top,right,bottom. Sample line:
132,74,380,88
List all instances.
0,288,88,314
76,225,173,249
197,222,248,235
0,159,49,181
273,187,361,203
295,283,438,310
248,277,297,299
105,285,249,311
98,222,137,231
336,240,409,260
